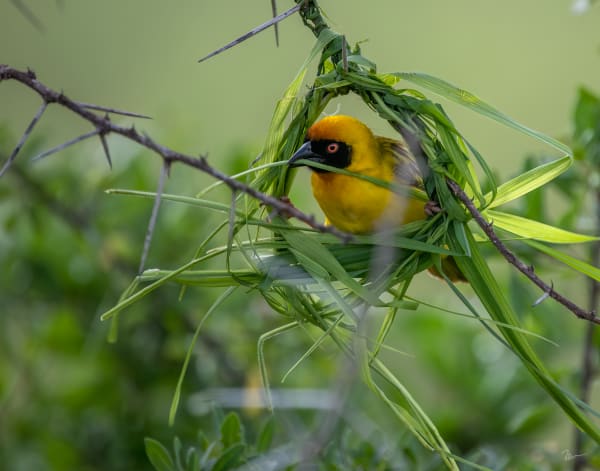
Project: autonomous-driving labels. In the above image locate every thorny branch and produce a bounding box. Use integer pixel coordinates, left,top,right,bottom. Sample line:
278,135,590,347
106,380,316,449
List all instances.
447,178,600,325
3,61,599,325
0,65,352,252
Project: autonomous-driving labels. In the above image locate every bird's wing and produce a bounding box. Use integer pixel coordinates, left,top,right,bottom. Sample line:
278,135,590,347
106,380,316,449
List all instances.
377,136,424,188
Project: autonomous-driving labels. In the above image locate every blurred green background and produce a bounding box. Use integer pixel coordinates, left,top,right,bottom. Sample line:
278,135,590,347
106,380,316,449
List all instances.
2,1,600,469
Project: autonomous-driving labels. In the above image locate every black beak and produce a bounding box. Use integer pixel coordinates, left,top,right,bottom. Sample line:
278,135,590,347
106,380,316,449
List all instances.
288,141,326,168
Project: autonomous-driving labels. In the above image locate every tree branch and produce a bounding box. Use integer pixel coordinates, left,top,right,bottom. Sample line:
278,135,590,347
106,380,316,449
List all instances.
0,64,351,243
447,178,600,325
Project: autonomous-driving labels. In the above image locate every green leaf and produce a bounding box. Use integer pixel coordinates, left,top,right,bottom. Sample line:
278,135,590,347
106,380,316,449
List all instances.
278,224,383,305
256,28,337,197
145,438,175,471
396,72,572,156
485,210,598,243
220,412,244,448
144,270,261,288
525,239,600,281
211,443,246,471
485,156,572,208
173,437,183,471
255,416,275,453
186,447,200,471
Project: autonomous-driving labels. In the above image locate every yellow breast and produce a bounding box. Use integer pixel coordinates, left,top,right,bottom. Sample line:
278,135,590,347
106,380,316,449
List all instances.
310,163,425,234
301,115,426,234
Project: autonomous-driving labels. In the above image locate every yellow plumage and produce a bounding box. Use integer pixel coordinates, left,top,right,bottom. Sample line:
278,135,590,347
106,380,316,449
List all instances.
289,114,465,282
291,115,426,233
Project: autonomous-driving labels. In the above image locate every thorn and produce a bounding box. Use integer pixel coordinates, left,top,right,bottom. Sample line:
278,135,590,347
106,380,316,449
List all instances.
0,100,48,178
271,0,280,47
56,90,66,104
31,129,99,162
198,3,301,63
26,67,36,79
80,102,152,120
533,281,554,307
99,132,112,169
10,0,45,33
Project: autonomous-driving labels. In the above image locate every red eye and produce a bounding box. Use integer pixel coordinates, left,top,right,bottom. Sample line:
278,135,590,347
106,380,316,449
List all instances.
326,142,339,154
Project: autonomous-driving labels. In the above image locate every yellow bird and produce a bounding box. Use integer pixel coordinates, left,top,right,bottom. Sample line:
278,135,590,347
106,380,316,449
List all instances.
288,114,465,281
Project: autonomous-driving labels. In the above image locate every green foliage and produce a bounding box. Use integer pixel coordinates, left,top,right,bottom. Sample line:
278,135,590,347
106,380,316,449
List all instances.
3,3,600,471
98,7,600,469
144,412,441,471
0,130,274,471
145,412,254,471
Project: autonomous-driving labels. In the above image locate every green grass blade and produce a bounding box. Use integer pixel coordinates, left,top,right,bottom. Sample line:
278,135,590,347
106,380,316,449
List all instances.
257,322,299,410
107,278,140,343
404,295,558,346
525,239,600,281
140,269,263,287
256,29,337,196
179,219,230,301
486,210,598,243
278,224,383,305
367,357,460,470
196,161,288,198
107,189,246,216
396,72,572,156
100,248,228,320
369,305,398,362
168,287,237,425
281,314,345,383
485,156,572,208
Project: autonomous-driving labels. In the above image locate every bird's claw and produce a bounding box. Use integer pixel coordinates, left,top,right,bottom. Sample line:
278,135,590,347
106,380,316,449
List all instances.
424,200,442,217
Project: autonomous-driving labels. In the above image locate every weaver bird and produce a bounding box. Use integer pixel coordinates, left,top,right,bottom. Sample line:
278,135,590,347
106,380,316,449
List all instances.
288,115,465,281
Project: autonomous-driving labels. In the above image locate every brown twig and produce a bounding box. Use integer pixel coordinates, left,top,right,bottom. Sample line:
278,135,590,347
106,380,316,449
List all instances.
447,178,600,325
0,65,351,243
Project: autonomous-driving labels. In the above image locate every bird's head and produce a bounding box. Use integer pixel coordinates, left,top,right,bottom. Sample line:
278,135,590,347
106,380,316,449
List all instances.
288,115,376,173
